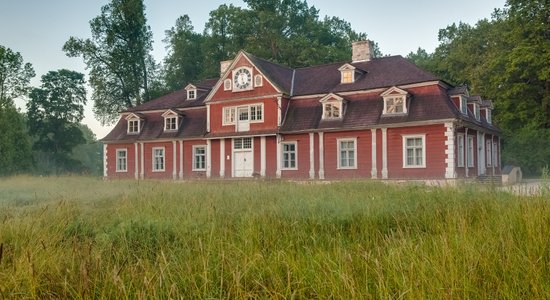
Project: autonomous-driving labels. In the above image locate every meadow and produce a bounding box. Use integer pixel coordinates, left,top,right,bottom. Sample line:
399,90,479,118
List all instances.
0,176,548,299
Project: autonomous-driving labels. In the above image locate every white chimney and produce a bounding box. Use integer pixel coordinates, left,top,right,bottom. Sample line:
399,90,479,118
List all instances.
220,60,232,76
352,40,373,63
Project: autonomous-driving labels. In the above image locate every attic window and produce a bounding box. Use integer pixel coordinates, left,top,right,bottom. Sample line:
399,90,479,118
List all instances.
381,86,409,115
338,64,356,84
486,108,492,124
320,93,344,120
185,84,197,100
126,114,142,134
460,96,468,115
162,110,180,131
474,103,480,121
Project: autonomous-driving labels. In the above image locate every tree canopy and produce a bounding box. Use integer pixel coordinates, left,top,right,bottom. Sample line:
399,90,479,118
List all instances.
0,45,35,107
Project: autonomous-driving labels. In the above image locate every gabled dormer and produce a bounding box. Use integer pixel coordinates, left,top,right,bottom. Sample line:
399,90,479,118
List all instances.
161,109,182,131
320,93,345,120
448,86,470,115
481,100,494,124
185,84,197,100
338,63,357,84
468,96,482,121
381,86,409,115
125,113,143,134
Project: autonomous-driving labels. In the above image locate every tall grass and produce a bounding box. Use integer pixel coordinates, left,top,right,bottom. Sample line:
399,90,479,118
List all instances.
0,176,549,298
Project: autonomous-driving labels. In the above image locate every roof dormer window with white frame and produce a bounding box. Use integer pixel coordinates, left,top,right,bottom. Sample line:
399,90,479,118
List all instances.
162,109,180,131
338,63,356,84
185,84,197,100
460,96,468,115
485,108,492,124
320,93,345,120
381,86,409,115
125,113,142,134
474,103,480,121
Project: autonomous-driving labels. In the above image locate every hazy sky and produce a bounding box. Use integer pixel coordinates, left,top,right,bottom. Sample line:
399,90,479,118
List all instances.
0,0,506,138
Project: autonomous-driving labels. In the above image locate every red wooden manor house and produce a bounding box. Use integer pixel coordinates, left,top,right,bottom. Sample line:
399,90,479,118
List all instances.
102,41,501,181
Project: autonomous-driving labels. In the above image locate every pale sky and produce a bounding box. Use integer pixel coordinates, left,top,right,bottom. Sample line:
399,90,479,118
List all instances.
0,0,506,139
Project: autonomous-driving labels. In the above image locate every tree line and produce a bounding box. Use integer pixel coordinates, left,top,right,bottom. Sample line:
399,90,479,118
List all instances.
1,0,547,176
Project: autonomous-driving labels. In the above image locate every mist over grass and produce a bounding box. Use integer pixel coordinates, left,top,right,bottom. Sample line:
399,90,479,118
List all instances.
0,176,549,298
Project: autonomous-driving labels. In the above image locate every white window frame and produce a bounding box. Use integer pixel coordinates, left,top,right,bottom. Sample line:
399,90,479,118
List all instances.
281,141,298,170
233,137,253,150
474,103,480,121
254,74,263,87
127,119,140,134
224,79,232,91
486,140,492,167
249,103,263,122
460,96,468,115
164,115,178,131
187,89,196,100
322,101,342,119
383,96,407,115
222,106,236,125
486,108,492,124
116,149,127,172
337,138,357,169
457,134,465,167
402,134,426,168
192,145,207,171
467,136,475,167
341,70,354,84
152,147,165,172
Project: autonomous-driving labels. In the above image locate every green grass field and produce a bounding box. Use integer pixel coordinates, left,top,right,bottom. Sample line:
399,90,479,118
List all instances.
0,176,549,299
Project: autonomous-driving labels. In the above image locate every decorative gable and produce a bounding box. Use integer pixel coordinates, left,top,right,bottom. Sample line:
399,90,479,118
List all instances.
380,86,409,115
320,93,345,120
161,109,181,131
125,113,143,134
185,84,197,100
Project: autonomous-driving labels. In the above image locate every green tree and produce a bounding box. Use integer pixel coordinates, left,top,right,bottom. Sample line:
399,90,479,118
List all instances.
27,70,87,173
63,0,156,124
0,45,35,107
0,106,33,175
163,15,205,91
71,124,103,175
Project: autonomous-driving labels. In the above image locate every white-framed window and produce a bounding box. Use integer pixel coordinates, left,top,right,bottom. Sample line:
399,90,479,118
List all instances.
467,136,474,167
250,104,263,121
460,96,468,115
164,116,177,131
187,89,196,100
233,137,252,150
341,70,354,84
384,96,406,114
223,107,236,125
486,140,492,167
486,109,492,124
254,74,263,87
282,142,297,170
474,103,480,121
193,145,206,171
337,138,357,169
323,102,342,119
127,119,140,134
116,149,127,172
403,135,426,168
457,134,465,167
152,147,165,172
224,79,232,91
492,141,498,167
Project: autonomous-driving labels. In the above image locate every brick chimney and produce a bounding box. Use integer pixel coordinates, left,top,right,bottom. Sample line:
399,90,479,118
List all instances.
352,40,373,63
220,60,232,76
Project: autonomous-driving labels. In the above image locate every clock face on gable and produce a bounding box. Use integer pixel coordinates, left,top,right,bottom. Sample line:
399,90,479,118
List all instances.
233,68,252,90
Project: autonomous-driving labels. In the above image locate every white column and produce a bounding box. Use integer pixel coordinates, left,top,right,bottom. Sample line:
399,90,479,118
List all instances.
206,104,211,132
370,129,377,179
103,144,108,178
260,136,266,177
206,139,212,178
277,97,282,126
491,135,495,175
179,140,183,179
465,128,469,178
318,132,325,179
309,133,315,179
172,141,177,180
444,123,457,179
140,142,144,179
134,143,139,179
276,134,282,178
381,128,388,179
220,139,225,178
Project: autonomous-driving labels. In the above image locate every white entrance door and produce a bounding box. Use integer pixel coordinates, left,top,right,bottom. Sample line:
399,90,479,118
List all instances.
234,151,253,177
237,107,250,132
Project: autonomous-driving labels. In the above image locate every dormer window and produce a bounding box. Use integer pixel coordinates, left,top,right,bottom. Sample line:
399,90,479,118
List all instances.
381,86,409,115
162,109,180,131
338,64,356,84
185,84,197,100
486,108,492,124
320,93,344,120
460,96,468,115
474,103,480,121
125,113,142,134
